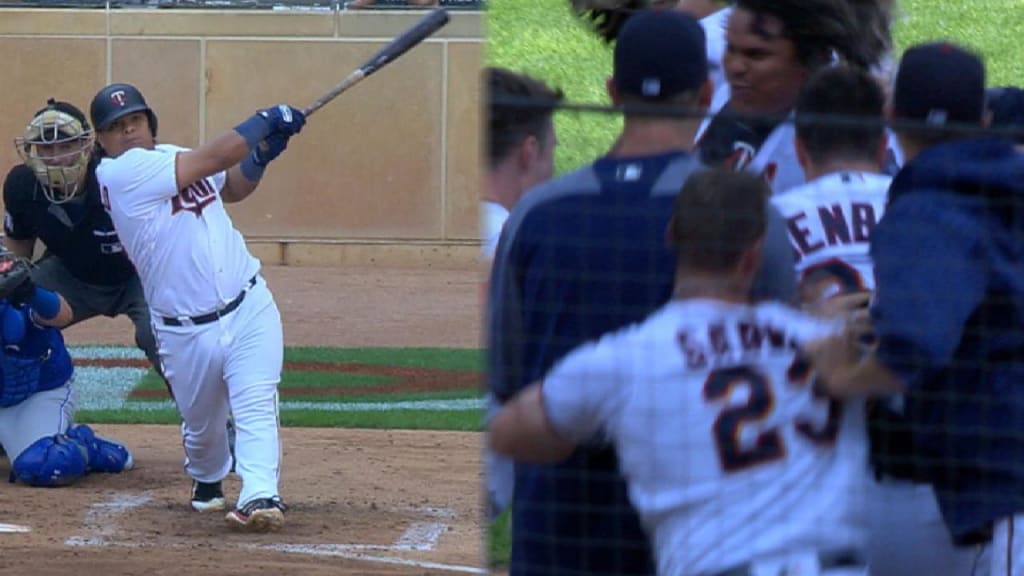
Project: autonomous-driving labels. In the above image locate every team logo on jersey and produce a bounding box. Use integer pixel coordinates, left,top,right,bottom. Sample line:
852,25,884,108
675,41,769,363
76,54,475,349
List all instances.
172,178,217,216
726,141,757,172
110,90,128,107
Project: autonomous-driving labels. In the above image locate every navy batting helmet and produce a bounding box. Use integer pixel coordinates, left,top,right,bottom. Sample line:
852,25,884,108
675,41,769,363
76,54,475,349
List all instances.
89,83,158,137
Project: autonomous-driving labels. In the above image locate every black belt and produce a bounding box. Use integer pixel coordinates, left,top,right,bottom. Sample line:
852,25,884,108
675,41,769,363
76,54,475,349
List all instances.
160,275,258,327
714,548,865,576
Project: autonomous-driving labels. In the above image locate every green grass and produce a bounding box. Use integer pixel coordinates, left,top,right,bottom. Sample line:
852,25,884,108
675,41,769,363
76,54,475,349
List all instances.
76,346,485,430
79,408,485,431
283,347,483,369
483,0,1023,567
485,0,1024,176
488,507,513,566
485,0,619,174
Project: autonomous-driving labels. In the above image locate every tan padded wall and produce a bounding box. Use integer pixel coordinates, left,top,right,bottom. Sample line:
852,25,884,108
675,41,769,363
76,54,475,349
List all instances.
0,37,107,180
110,39,202,149
0,7,484,267
445,41,484,240
206,39,444,239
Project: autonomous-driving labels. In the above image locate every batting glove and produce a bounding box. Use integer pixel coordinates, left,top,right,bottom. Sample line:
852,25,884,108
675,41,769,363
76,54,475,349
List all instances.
257,105,306,137
240,133,291,182
254,133,291,167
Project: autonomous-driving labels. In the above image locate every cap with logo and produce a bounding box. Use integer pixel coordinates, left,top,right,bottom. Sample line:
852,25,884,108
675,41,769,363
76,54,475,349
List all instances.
612,9,709,102
892,42,986,127
89,83,159,137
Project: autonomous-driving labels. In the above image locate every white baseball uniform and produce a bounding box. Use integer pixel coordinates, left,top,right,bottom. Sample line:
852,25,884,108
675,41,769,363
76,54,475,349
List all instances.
770,171,891,293
480,198,514,519
96,144,283,508
770,171,976,576
694,6,906,196
699,6,732,100
542,298,870,575
480,200,509,262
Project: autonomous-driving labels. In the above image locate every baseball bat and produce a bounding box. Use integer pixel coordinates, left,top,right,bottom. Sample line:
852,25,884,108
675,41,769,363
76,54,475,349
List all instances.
303,7,451,117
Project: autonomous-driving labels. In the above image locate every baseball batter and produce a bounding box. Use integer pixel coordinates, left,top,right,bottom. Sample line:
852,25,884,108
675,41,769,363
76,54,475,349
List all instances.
489,169,870,576
0,252,133,487
88,82,304,532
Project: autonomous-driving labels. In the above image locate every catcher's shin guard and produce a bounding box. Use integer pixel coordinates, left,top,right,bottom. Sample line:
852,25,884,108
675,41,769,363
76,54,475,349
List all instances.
9,435,88,487
66,424,134,474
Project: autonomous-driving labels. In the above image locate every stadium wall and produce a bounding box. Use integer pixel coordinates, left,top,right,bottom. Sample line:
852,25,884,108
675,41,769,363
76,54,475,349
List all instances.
0,6,484,268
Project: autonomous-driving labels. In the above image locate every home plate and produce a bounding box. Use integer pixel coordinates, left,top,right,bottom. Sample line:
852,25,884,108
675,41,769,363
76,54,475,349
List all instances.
0,523,30,533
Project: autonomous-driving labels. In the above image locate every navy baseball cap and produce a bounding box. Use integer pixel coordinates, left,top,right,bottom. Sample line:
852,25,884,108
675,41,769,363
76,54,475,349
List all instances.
987,87,1024,125
613,9,708,101
892,41,986,126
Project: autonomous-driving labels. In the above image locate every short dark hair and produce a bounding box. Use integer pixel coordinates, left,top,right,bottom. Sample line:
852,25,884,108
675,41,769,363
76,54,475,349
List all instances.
486,67,564,168
671,168,768,273
733,0,869,71
846,0,896,71
795,65,885,166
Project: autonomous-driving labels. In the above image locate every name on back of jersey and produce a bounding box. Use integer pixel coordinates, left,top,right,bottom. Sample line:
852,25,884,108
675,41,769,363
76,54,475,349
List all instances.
785,202,879,262
678,319,797,370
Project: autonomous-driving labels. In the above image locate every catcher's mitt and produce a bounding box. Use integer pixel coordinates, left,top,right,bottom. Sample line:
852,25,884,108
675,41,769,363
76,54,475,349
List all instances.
570,0,678,43
0,251,35,306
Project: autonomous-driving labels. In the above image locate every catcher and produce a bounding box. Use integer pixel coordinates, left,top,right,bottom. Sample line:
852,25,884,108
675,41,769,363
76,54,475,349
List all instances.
4,99,161,379
2,99,238,468
0,251,134,487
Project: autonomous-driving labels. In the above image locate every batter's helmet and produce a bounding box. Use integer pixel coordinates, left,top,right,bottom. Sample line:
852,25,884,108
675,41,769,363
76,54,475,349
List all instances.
89,83,158,137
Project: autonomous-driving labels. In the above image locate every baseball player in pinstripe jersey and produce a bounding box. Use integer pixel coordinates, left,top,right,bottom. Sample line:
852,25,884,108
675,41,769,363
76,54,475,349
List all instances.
491,168,871,576
805,41,1024,576
770,64,975,576
89,82,304,532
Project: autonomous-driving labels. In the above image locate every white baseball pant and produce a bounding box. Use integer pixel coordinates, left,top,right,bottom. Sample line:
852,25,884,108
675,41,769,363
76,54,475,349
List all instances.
154,276,283,508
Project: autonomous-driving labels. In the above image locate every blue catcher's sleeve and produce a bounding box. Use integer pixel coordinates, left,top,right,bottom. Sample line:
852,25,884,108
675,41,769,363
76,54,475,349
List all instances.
869,195,988,388
0,303,27,345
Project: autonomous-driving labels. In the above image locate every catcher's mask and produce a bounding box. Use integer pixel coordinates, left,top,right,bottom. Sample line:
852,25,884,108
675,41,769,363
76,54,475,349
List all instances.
15,99,95,204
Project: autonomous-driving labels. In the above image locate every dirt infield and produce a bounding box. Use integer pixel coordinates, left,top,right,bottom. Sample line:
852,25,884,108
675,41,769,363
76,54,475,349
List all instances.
0,265,488,575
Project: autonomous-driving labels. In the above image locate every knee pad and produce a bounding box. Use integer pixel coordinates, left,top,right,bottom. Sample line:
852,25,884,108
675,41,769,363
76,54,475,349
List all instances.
9,435,88,487
66,424,134,474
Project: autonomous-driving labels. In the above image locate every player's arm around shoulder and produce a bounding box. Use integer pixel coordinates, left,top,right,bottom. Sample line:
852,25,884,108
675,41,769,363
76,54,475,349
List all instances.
796,299,904,399
489,330,631,463
488,382,578,463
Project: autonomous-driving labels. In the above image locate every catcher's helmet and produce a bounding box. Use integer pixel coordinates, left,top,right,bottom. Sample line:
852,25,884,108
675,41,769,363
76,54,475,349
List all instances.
14,98,95,204
89,82,158,137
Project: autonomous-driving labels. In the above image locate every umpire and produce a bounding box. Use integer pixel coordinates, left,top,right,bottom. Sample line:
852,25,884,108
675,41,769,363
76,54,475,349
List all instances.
806,43,1024,575
3,98,161,375
487,10,796,575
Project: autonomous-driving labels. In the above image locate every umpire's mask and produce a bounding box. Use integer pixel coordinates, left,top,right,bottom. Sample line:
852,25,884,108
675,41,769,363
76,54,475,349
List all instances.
15,99,95,204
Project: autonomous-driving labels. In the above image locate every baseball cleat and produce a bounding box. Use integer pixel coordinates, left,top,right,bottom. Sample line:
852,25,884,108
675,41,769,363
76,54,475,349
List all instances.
191,480,226,512
224,496,287,532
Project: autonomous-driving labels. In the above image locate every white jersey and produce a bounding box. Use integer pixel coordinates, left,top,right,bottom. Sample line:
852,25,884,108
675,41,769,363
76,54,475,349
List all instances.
771,171,891,297
699,6,732,99
542,299,868,575
480,200,509,262
96,144,261,318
